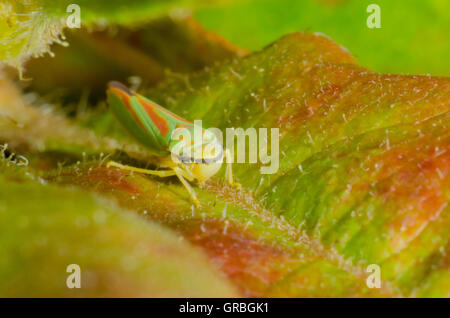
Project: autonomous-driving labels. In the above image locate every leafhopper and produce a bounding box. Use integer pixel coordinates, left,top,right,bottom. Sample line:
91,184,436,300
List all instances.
106,81,240,206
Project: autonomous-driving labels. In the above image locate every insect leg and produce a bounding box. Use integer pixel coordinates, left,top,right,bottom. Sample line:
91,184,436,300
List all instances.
178,164,196,182
106,161,176,177
225,148,242,189
174,167,201,207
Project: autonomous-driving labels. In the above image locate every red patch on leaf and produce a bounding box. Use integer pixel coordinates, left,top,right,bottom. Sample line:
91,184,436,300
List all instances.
86,167,141,196
371,139,450,251
178,219,296,297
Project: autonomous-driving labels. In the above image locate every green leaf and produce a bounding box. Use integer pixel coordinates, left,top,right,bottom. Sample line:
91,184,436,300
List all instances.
2,31,448,296
0,161,237,297
129,32,450,296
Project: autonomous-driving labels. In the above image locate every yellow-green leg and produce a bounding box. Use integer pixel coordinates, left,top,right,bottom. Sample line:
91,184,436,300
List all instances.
106,161,176,177
225,149,242,189
174,167,200,207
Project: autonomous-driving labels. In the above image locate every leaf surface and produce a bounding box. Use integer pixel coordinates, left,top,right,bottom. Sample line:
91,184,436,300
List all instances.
2,30,449,296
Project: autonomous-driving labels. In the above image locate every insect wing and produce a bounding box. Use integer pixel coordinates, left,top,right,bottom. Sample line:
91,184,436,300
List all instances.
107,81,192,155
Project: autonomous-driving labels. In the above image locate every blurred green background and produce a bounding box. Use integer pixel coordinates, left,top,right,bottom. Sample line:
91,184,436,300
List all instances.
195,0,450,76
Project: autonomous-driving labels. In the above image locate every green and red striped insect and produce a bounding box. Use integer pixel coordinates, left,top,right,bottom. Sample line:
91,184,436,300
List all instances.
106,81,240,207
